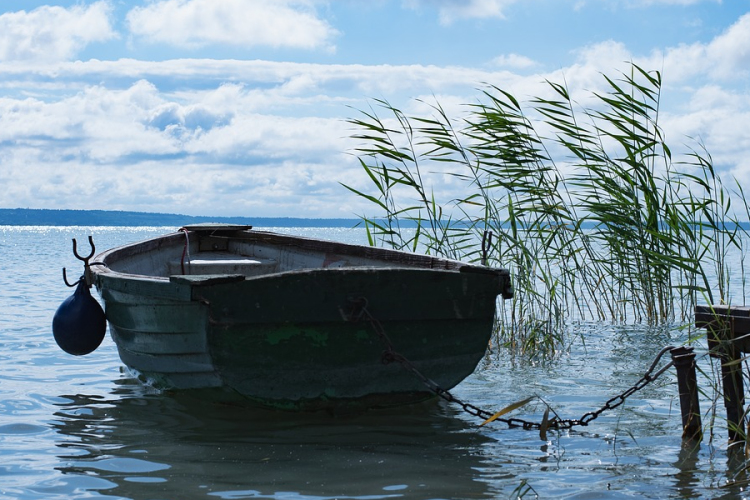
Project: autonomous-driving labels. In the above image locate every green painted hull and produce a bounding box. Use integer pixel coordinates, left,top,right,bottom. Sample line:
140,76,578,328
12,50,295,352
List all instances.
92,226,511,411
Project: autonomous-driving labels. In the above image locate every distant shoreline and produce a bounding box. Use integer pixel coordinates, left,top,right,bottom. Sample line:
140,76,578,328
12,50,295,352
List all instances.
0,208,364,228
3,208,746,230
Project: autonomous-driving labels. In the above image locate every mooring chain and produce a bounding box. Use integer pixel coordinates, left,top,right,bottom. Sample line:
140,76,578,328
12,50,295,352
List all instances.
564,345,676,428
345,297,676,431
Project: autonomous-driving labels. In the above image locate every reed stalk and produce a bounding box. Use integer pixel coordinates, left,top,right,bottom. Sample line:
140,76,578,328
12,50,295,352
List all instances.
345,63,741,356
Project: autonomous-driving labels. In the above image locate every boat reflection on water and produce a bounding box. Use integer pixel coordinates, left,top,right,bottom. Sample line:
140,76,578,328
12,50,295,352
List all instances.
51,379,496,499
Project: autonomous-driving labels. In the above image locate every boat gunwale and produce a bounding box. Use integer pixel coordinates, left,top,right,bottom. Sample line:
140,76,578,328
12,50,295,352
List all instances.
90,227,511,284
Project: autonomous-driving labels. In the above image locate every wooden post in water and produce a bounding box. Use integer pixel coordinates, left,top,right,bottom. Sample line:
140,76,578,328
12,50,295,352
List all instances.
695,305,750,443
720,344,746,443
670,346,702,442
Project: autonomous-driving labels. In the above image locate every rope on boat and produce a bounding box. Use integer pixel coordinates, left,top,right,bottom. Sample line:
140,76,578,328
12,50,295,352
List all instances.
481,230,493,266
180,228,192,275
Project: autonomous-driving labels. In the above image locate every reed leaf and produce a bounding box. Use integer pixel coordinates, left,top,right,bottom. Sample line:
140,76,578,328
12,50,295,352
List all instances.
345,62,743,354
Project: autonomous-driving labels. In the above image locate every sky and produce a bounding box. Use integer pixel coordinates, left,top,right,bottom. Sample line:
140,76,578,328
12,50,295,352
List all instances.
1,0,749,218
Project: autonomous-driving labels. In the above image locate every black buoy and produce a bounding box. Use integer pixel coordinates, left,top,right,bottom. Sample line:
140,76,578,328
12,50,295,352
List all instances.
52,278,106,356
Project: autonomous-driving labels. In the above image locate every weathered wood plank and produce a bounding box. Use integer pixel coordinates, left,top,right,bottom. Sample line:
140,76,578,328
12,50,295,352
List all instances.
695,304,750,354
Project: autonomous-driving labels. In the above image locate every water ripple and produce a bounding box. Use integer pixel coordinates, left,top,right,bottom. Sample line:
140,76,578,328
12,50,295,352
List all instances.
0,227,747,499
0,424,49,435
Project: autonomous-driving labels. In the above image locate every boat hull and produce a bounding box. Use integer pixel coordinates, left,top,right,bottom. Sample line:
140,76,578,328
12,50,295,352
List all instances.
92,227,511,411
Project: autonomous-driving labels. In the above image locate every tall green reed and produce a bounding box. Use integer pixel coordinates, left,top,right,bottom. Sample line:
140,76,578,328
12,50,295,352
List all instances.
345,63,742,356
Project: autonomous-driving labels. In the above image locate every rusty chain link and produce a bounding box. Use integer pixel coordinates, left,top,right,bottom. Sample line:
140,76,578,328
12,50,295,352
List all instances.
346,297,676,431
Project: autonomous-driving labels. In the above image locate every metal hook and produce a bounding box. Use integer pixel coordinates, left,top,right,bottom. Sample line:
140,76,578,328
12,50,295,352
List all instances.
62,268,82,288
72,236,96,263
63,236,97,288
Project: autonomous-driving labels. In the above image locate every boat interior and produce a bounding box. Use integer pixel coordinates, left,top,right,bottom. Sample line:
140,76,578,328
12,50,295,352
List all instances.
100,226,468,279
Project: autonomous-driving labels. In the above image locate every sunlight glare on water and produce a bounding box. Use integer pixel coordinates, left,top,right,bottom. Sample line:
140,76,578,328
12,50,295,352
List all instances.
0,225,748,499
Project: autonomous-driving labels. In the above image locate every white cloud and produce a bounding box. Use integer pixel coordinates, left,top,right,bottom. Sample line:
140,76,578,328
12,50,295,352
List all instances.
126,0,337,51
403,0,517,25
491,53,538,69
573,40,633,68
705,13,750,80
556,40,636,99
664,85,750,166
0,2,116,62
0,58,522,107
554,13,750,94
0,75,362,216
2,5,750,218
645,13,750,83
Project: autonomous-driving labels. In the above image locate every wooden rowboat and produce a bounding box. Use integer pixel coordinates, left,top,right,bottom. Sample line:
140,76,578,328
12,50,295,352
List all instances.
89,224,512,411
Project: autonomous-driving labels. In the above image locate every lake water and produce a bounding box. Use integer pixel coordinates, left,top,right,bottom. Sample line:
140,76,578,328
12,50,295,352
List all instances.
1,226,748,499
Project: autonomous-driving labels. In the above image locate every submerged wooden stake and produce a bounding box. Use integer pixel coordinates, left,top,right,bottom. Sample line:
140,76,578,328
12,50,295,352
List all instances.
670,346,702,442
695,305,750,443
720,347,746,443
